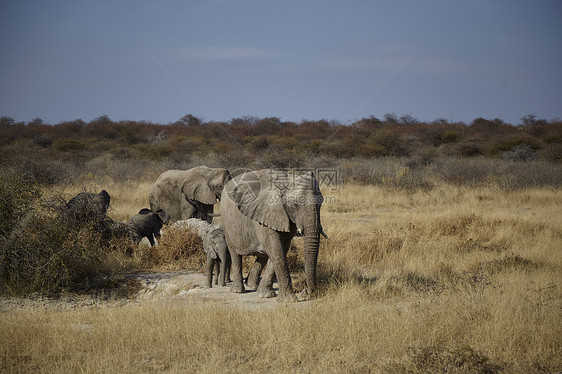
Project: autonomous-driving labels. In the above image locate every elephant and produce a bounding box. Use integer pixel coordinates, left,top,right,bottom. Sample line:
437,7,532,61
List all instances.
220,169,325,302
170,218,231,288
127,208,168,246
149,166,231,224
203,227,231,288
67,190,111,222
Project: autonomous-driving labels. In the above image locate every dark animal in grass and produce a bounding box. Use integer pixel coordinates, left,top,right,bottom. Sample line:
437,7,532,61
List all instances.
127,208,168,247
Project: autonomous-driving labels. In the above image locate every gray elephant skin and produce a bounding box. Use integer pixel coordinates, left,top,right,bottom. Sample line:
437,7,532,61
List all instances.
149,166,231,223
67,190,111,220
203,227,231,288
220,169,324,302
171,218,231,288
127,208,168,246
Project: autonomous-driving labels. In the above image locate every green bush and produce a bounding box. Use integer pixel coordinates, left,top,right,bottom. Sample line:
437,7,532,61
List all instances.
446,141,485,157
370,130,410,157
489,137,539,155
354,142,387,158
136,143,173,160
53,138,86,152
440,130,460,144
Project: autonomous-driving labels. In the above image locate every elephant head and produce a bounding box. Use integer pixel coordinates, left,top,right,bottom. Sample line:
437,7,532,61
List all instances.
149,166,231,223
227,169,324,295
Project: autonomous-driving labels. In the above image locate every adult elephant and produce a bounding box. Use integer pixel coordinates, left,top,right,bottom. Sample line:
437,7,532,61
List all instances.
149,166,231,223
220,169,325,302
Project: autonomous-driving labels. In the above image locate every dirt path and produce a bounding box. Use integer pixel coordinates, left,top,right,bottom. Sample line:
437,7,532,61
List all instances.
126,270,311,310
1,271,312,312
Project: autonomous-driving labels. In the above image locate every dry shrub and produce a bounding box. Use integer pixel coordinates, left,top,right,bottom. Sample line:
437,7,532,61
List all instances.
5,146,77,186
0,169,39,238
437,157,497,186
353,231,404,265
84,155,153,182
396,345,502,374
0,193,136,295
388,271,442,293
540,142,562,162
481,255,542,275
315,230,405,293
338,157,434,189
437,157,562,189
502,144,538,162
144,226,205,270
285,243,304,273
426,214,487,237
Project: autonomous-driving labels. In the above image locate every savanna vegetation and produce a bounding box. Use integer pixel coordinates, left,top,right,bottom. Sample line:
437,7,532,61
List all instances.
1,113,561,373
0,113,561,188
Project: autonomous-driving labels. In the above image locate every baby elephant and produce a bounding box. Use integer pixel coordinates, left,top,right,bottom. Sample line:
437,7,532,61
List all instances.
127,208,168,246
203,227,231,288
170,219,231,288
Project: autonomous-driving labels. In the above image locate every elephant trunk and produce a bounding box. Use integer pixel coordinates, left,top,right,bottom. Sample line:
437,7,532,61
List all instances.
303,222,320,295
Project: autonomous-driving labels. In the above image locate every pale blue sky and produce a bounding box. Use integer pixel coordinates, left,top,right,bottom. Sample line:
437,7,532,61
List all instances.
1,0,561,125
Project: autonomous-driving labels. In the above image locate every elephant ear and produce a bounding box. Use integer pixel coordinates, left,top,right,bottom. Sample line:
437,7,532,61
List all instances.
155,209,168,224
181,175,217,205
98,190,111,208
203,236,218,259
229,169,290,232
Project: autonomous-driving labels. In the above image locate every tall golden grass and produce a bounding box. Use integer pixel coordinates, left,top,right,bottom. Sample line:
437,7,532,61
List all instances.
2,183,561,373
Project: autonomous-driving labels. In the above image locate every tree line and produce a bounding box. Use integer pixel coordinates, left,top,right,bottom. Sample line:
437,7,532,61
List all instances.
1,113,560,162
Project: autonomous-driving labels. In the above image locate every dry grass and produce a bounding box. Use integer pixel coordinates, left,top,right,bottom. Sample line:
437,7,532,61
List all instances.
2,183,561,373
144,226,206,270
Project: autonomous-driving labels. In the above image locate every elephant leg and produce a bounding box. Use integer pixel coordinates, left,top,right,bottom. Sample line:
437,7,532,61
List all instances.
259,232,297,302
229,251,245,293
246,256,267,290
256,260,276,298
202,203,214,224
219,257,227,287
214,261,219,285
206,256,214,288
225,254,232,283
258,236,294,298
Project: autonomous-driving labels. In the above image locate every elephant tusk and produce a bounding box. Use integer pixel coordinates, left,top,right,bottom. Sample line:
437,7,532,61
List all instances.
207,213,221,217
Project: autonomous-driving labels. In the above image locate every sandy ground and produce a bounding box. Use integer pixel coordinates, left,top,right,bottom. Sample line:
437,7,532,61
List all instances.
0,271,312,312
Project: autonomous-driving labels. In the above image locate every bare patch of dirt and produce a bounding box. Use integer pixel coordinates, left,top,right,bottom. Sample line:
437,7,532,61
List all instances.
126,270,313,310
0,271,313,312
